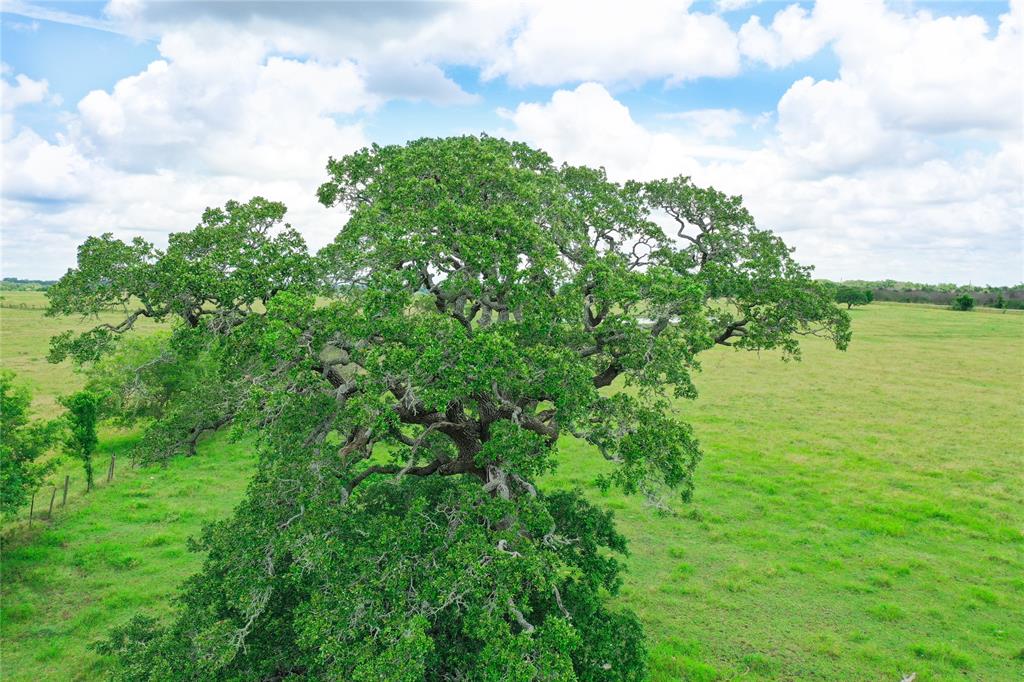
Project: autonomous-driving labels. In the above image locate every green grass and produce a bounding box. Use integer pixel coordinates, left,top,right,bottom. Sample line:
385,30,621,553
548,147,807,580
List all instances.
2,301,1022,680
0,433,255,681
0,291,158,417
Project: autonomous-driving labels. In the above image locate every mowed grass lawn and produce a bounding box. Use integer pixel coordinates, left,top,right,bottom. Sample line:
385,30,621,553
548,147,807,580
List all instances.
2,295,1022,680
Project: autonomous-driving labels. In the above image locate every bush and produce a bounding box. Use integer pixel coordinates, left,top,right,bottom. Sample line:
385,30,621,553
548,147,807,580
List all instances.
60,391,101,491
0,371,58,517
951,294,975,311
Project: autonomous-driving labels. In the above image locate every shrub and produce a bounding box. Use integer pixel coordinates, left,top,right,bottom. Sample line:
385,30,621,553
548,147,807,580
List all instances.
951,294,975,311
60,391,100,491
0,371,58,517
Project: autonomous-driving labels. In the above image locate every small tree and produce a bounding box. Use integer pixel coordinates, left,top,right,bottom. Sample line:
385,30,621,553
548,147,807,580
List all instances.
994,293,1006,309
0,371,57,518
61,391,100,491
835,286,872,309
952,293,975,311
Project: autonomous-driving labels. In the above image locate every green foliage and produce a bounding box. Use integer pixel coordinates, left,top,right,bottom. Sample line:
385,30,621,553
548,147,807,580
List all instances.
82,333,181,424
952,293,975,311
835,286,873,309
0,371,58,517
97,476,646,681
82,332,237,462
48,135,850,680
46,197,315,365
60,391,100,491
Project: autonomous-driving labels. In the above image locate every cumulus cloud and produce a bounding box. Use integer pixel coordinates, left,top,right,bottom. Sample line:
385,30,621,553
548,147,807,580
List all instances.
499,83,734,179
482,0,740,86
72,29,374,180
99,0,489,105
831,0,1023,133
659,109,751,140
1,68,49,110
1,0,1021,284
1,28,377,278
773,77,936,175
103,0,742,91
1,127,94,201
503,83,1022,284
1,66,54,138
741,0,1023,133
738,4,831,67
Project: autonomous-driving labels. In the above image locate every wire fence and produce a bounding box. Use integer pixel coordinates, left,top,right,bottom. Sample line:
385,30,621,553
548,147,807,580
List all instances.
23,453,124,528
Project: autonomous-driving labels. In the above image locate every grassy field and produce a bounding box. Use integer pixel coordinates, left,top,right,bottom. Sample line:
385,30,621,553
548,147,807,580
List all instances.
2,293,1022,680
0,292,157,417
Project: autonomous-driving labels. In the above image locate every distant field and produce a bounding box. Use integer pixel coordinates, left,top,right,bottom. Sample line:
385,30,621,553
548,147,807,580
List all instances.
0,291,158,417
1,298,1022,680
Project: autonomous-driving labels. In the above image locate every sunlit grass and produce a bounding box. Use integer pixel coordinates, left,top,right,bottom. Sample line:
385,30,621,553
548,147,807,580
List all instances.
0,433,255,681
1,299,1022,680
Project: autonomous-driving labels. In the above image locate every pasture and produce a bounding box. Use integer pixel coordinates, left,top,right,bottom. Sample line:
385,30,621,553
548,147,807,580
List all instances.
1,292,1022,680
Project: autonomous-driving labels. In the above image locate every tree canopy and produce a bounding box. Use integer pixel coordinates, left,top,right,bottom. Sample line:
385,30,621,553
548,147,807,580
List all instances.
0,371,57,518
51,135,849,681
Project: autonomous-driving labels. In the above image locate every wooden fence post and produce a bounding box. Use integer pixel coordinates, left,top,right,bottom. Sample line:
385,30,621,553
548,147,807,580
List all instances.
107,454,116,483
48,487,57,518
62,475,69,507
29,490,36,527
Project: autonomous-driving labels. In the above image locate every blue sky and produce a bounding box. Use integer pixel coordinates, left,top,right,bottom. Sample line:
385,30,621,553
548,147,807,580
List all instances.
1,1,1021,283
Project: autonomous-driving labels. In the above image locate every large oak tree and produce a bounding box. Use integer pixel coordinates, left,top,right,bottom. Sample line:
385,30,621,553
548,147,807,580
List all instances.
49,136,849,681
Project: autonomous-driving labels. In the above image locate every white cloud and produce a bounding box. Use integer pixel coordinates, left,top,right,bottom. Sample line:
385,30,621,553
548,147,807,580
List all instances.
503,83,1023,284
73,29,373,181
738,4,831,67
98,0,489,104
1,128,93,200
1,0,1021,284
499,83,711,179
1,68,50,111
2,29,375,278
774,77,934,175
99,0,743,91
742,0,1023,134
1,66,61,160
483,0,740,86
660,108,749,140
831,0,1023,134
717,0,759,12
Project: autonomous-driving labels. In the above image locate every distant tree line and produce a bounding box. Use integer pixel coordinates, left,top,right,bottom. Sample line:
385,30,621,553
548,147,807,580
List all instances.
1,278,58,291
825,280,1024,309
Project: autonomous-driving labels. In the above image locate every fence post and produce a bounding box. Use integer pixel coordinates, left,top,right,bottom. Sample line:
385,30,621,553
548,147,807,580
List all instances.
29,490,36,527
62,475,69,507
107,454,116,483
48,487,57,518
